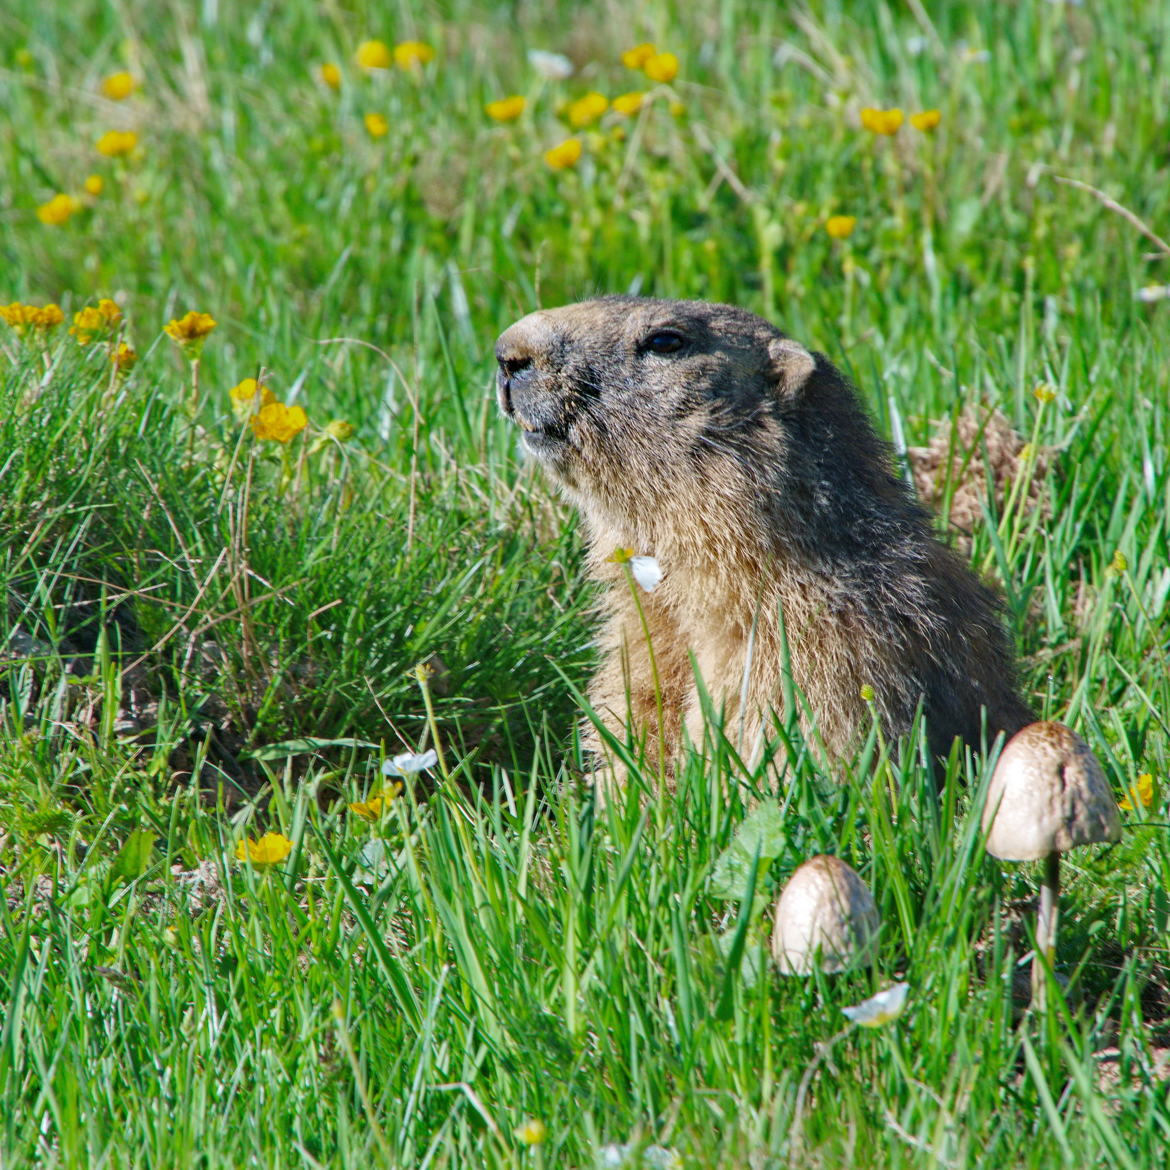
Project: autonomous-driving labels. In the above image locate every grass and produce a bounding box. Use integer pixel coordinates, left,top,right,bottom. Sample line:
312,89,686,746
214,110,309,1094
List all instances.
1,0,1169,1165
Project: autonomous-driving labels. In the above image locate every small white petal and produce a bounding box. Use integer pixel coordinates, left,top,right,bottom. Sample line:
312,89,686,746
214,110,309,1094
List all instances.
629,555,663,592
527,49,574,80
1137,285,1170,303
905,35,928,55
956,43,990,63
598,1145,682,1169
383,749,439,776
841,981,909,1027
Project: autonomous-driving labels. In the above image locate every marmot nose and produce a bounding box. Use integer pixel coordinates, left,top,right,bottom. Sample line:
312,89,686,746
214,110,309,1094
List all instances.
496,310,555,415
495,350,533,415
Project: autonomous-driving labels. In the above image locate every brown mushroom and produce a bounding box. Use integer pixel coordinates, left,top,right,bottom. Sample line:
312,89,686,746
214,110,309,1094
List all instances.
771,855,880,976
982,721,1121,1009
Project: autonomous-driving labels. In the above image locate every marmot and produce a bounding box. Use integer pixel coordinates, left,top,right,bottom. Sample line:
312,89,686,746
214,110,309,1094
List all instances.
495,297,1033,774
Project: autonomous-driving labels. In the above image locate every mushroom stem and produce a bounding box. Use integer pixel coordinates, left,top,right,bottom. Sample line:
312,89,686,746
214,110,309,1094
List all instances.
1033,851,1061,1011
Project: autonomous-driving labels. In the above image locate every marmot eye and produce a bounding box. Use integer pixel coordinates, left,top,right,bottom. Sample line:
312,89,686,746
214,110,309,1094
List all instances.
644,330,686,355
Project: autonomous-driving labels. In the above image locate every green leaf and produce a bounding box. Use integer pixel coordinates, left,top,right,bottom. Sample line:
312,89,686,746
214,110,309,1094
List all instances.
709,802,786,901
714,923,766,990
353,838,393,886
715,845,761,1021
108,829,156,888
242,737,378,761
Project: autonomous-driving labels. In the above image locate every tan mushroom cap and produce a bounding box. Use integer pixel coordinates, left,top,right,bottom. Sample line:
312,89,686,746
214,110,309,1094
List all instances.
982,721,1122,861
771,854,880,976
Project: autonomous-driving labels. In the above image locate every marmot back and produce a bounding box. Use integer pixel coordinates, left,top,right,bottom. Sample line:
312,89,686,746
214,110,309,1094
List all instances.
495,296,1033,772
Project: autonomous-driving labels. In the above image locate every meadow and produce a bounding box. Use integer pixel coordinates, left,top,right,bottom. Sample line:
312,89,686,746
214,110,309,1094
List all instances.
1,0,1169,1165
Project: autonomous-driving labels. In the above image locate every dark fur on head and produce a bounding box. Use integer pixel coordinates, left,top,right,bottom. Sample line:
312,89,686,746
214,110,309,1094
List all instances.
496,296,1033,770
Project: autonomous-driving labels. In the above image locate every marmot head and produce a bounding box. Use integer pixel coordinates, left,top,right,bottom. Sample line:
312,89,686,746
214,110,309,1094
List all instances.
495,297,820,538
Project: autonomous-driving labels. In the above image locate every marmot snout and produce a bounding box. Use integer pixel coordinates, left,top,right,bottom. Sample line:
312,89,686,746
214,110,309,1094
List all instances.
496,296,1033,773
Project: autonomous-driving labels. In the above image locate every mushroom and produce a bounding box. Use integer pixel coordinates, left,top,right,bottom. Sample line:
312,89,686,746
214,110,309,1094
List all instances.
982,721,1121,1009
771,855,880,976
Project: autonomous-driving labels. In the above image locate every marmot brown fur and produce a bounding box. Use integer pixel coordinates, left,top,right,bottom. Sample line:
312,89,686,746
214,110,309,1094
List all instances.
495,297,1033,773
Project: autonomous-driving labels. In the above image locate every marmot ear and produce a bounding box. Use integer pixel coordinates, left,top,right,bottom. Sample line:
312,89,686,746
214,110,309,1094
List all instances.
767,338,816,399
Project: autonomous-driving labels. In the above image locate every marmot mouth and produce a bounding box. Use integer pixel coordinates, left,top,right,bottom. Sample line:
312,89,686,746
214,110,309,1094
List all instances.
513,411,569,453
520,427,567,455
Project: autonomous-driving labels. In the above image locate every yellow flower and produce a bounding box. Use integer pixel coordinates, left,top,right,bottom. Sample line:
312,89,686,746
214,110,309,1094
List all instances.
621,43,657,70
70,306,106,344
514,1119,548,1146
348,795,383,821
485,95,526,122
0,303,26,331
859,683,875,703
1108,549,1128,575
544,137,583,170
1032,382,1056,404
1119,773,1155,812
567,91,608,129
643,51,679,83
96,129,138,157
348,782,403,822
100,71,137,100
319,62,342,90
164,310,217,344
36,193,80,226
234,831,293,868
229,377,276,417
668,100,686,118
364,112,389,138
394,41,435,70
326,419,355,441
355,39,392,70
860,107,904,135
251,401,309,443
910,109,941,132
70,299,121,344
2,303,64,333
826,215,857,240
612,91,645,116
83,174,104,197
111,342,138,373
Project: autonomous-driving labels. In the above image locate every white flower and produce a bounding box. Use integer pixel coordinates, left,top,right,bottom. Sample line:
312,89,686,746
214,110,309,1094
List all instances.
841,981,909,1027
905,35,928,55
629,555,663,592
956,43,990,64
599,1144,682,1169
528,49,574,80
1138,284,1170,303
382,749,439,776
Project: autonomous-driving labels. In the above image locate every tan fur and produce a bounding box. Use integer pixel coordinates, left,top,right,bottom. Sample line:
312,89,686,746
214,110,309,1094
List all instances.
496,298,1033,776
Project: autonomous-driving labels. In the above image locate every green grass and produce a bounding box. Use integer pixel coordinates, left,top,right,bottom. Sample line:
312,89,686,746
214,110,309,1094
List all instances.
2,0,1169,1165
